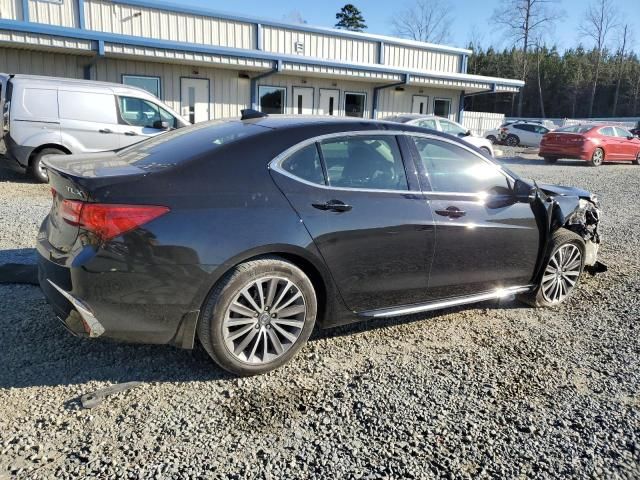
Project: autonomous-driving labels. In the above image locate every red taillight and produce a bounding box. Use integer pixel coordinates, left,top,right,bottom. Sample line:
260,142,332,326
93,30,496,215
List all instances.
79,204,170,241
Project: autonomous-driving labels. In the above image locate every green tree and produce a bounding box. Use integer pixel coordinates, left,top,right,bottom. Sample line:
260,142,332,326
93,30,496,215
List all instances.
335,4,367,32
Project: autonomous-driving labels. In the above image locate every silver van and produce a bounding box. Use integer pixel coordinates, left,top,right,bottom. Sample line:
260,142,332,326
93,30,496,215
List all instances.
0,74,189,182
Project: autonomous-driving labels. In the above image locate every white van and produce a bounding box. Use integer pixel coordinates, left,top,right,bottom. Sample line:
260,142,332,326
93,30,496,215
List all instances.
0,74,189,182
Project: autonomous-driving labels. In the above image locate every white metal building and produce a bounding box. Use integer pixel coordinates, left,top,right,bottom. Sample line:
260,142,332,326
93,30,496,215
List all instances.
0,0,523,123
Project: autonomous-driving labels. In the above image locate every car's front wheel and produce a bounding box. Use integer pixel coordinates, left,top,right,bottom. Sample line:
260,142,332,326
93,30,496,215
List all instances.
197,256,317,376
519,228,585,308
505,134,519,147
590,147,604,167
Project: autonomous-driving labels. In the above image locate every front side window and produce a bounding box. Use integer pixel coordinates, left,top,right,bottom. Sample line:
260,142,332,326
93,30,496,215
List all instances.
411,137,509,193
122,75,161,98
439,119,467,136
281,144,325,185
319,135,408,191
433,98,451,118
259,86,286,114
118,96,176,128
344,93,366,118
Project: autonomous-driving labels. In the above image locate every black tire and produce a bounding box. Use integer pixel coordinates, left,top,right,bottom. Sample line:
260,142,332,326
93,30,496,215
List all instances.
28,148,65,183
589,147,604,167
543,157,558,164
633,151,640,165
486,135,498,144
505,134,519,147
518,228,585,308
197,256,317,376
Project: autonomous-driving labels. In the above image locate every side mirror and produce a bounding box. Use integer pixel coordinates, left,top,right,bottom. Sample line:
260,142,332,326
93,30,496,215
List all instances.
513,178,536,202
153,120,170,130
627,135,634,140
465,130,472,137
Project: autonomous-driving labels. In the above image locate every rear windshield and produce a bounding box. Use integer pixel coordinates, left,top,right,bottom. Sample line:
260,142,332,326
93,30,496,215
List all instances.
556,125,593,134
117,120,268,167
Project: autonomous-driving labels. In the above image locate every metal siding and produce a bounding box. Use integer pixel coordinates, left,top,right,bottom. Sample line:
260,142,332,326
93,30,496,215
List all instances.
0,0,23,19
28,0,79,27
262,25,376,64
0,47,84,77
383,43,461,73
376,86,460,120
83,0,254,49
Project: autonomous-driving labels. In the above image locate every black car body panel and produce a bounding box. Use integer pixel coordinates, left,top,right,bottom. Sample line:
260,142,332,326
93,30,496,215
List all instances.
37,116,602,348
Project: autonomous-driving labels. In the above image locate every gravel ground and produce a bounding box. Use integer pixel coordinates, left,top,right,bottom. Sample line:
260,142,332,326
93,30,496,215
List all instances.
0,153,639,479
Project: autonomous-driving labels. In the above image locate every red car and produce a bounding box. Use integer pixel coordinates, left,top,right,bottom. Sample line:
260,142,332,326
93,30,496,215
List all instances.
539,124,640,166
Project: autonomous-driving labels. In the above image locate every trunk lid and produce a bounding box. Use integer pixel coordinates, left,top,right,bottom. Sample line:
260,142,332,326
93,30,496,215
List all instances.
43,152,150,252
543,132,584,145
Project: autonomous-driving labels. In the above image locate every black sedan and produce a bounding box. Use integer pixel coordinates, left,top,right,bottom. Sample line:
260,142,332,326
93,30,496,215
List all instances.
37,112,602,375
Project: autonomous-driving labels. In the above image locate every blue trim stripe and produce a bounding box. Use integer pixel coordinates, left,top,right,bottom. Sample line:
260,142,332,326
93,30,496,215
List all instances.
0,19,524,90
21,0,29,22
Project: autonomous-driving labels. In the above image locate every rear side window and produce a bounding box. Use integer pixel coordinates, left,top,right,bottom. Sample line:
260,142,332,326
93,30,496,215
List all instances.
281,144,325,185
59,91,117,124
319,136,408,191
23,88,58,120
411,137,509,193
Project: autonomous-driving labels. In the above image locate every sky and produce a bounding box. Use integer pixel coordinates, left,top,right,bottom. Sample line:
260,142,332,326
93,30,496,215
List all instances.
177,0,637,52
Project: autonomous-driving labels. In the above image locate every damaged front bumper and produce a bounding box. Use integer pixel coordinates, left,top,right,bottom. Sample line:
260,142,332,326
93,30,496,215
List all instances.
564,198,601,267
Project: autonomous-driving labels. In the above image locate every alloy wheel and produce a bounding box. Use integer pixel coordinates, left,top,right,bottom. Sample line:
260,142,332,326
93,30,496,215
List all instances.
592,148,604,166
222,276,307,364
541,244,582,303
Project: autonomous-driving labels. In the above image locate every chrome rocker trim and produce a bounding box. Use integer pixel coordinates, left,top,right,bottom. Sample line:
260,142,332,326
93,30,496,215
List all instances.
359,285,533,318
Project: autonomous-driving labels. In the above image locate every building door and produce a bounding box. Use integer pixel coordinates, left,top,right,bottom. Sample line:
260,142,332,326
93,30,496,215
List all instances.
318,89,339,116
180,78,209,124
412,95,429,114
292,87,314,115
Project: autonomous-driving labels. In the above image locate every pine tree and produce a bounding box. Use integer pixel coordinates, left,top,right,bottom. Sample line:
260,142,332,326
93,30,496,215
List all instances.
335,4,367,32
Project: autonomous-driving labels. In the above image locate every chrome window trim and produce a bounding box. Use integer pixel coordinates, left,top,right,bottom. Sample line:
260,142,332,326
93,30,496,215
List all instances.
268,130,516,195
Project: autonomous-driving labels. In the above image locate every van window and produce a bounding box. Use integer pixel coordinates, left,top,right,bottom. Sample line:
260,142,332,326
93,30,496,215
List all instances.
58,91,117,124
23,88,58,120
118,96,177,129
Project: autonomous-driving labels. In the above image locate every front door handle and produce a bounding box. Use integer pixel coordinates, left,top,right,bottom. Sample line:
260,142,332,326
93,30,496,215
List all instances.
435,206,466,218
124,131,138,136
98,128,112,134
312,200,352,213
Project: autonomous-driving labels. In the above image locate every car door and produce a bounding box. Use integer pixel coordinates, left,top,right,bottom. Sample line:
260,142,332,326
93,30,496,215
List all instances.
269,133,436,312
598,127,619,159
407,134,540,299
115,96,177,147
614,127,640,160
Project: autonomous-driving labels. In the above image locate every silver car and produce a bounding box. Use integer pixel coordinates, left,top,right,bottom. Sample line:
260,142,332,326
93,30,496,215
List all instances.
383,114,495,157
1,74,188,182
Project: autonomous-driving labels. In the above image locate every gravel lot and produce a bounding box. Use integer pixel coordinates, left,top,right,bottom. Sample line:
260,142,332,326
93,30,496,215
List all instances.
1,152,639,479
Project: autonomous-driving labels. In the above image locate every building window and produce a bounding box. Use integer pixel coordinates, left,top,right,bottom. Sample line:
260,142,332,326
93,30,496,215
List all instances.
344,92,366,118
433,98,452,118
122,75,161,98
259,86,286,114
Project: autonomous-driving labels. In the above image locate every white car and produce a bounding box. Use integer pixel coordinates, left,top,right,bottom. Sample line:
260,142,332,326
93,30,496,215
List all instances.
485,121,551,147
383,114,495,156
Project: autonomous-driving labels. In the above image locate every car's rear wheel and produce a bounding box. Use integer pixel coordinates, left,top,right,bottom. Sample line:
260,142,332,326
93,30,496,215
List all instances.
634,151,640,165
505,134,519,147
197,256,317,376
590,147,604,167
543,157,558,164
486,135,497,144
29,148,65,183
518,228,585,308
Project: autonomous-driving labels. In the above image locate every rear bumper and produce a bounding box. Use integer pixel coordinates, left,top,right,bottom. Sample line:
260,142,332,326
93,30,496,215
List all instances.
539,145,591,160
36,229,204,349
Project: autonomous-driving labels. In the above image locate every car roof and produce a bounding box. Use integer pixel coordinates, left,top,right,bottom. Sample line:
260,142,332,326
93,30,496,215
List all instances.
241,115,427,130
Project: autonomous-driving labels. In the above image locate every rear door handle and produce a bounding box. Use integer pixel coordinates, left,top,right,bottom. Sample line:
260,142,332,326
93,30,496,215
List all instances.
312,200,352,213
98,129,112,134
435,206,466,218
124,131,137,136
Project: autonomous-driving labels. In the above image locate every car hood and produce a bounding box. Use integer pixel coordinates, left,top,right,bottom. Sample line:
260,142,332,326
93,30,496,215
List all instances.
536,182,593,200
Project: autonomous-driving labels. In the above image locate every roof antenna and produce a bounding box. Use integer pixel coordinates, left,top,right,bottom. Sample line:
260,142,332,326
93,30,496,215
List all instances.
241,109,268,120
